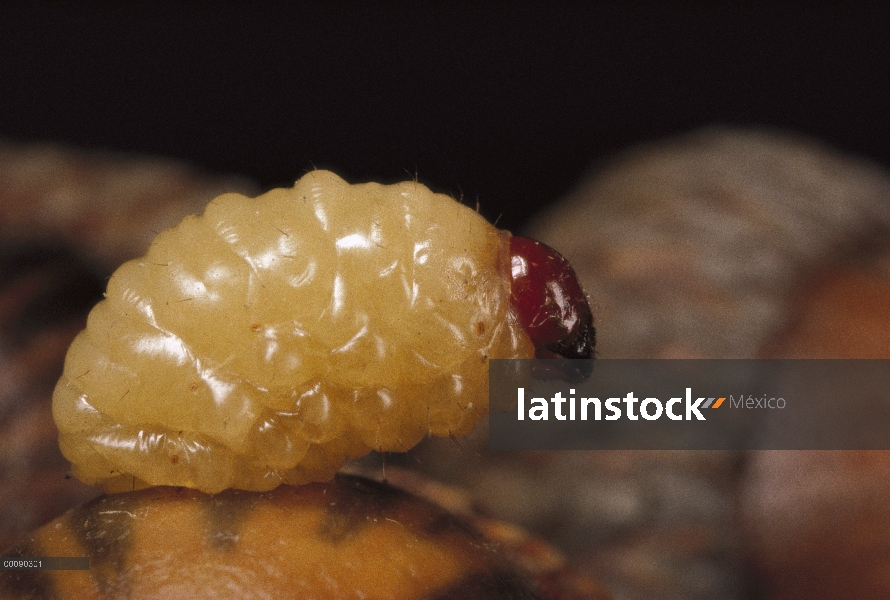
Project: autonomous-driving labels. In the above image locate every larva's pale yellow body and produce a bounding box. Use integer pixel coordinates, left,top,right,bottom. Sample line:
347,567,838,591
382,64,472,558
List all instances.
53,170,534,493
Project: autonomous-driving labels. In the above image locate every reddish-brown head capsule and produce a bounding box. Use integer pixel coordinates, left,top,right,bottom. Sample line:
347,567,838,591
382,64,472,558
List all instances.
509,236,595,360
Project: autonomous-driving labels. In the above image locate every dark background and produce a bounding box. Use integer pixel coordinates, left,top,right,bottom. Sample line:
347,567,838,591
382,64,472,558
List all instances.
2,3,888,233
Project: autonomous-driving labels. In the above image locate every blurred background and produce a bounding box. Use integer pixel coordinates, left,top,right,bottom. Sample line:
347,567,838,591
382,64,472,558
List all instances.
2,3,889,232
3,4,890,600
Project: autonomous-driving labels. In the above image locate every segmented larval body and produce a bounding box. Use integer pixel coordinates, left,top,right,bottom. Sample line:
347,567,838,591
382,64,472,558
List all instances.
53,170,534,493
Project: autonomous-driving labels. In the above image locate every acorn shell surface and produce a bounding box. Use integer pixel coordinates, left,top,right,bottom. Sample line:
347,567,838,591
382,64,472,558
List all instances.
0,475,546,600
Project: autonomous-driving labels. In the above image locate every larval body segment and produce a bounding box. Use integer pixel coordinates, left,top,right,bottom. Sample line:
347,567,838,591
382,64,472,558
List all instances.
53,170,534,493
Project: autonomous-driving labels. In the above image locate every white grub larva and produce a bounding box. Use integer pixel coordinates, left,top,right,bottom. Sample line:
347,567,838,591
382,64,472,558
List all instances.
52,170,593,494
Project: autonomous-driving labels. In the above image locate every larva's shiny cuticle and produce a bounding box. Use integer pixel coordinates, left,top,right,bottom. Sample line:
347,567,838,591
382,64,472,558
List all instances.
53,170,537,493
